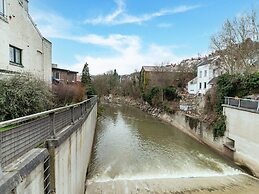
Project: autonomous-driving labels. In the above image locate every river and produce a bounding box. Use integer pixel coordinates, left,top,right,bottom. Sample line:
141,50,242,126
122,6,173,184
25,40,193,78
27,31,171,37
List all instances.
85,104,259,194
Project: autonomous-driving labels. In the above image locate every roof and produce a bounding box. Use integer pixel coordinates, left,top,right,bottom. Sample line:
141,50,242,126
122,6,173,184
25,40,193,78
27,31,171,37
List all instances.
142,65,177,72
188,77,198,84
197,56,220,67
52,67,78,74
208,77,217,85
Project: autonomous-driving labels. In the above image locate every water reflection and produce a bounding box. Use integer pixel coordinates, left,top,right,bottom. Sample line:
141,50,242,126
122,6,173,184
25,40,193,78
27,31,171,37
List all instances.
87,105,240,182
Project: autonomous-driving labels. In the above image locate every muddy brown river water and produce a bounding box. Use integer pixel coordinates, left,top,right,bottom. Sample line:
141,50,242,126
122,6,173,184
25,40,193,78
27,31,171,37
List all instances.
85,105,259,194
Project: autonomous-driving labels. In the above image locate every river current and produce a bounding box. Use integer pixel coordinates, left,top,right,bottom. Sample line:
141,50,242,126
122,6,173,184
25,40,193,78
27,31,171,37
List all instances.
87,104,240,183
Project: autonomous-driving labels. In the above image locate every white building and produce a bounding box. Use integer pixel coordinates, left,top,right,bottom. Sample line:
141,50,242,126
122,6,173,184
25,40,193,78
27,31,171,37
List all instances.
0,0,52,83
188,56,222,95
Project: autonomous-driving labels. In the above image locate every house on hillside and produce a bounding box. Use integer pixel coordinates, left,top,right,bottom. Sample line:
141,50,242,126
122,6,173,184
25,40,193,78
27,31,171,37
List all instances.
52,64,78,84
0,0,52,83
188,56,223,95
140,65,194,91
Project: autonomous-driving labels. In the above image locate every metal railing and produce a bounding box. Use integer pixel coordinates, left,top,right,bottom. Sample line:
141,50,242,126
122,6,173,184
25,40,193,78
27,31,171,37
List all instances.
0,96,97,168
224,97,259,112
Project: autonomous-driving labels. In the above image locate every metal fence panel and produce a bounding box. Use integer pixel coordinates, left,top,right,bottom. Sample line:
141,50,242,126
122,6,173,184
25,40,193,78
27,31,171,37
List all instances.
1,116,50,167
0,96,97,168
224,97,259,112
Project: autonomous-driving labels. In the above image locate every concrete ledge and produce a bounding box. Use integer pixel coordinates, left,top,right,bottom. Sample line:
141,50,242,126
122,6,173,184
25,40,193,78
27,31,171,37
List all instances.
223,104,259,114
0,148,48,194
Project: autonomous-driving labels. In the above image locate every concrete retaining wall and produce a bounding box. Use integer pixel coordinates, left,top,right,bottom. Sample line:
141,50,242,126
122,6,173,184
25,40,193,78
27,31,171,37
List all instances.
47,103,97,194
159,111,225,155
223,105,259,176
0,149,48,194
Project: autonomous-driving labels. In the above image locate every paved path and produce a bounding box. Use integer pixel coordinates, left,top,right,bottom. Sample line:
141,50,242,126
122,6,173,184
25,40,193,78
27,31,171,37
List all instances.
85,174,259,194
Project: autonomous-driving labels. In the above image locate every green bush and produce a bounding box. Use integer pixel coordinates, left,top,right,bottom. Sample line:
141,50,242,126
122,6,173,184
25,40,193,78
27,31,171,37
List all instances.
0,74,53,121
216,73,259,113
213,115,226,138
143,86,161,105
163,86,180,101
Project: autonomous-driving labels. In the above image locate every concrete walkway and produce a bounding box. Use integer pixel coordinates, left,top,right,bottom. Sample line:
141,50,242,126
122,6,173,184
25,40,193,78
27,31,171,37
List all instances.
85,174,259,194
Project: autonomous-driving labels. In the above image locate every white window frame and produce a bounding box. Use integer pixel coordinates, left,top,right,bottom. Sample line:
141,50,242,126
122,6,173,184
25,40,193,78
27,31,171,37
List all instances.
199,71,202,78
204,70,207,77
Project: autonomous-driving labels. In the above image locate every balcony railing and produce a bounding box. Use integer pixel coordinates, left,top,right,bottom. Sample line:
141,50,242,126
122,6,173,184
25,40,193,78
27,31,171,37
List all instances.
0,96,97,168
224,97,259,112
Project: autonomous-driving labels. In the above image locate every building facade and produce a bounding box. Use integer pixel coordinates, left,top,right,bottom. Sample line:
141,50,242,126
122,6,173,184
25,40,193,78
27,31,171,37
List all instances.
188,56,222,95
0,0,52,83
52,65,78,84
140,66,194,91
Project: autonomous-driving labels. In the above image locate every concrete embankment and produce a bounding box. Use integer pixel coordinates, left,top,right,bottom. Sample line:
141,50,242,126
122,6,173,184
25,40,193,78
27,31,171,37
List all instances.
86,174,259,194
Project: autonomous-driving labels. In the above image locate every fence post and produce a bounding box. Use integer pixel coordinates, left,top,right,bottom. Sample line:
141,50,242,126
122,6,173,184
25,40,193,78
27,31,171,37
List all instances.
71,107,75,124
227,97,230,105
0,132,3,177
80,104,83,117
238,99,241,107
49,112,56,138
257,102,259,111
84,102,87,113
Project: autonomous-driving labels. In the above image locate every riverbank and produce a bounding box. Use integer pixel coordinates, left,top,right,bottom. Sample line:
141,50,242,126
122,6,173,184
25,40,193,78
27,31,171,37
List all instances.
100,96,257,177
102,96,224,154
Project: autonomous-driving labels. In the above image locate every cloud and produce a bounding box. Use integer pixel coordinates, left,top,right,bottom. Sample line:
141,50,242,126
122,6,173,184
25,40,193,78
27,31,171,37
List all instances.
157,23,173,28
31,9,72,38
69,36,191,75
30,7,194,75
72,34,141,53
84,1,200,25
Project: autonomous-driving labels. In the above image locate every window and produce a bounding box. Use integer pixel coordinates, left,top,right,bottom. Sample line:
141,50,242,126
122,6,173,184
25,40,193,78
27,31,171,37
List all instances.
204,82,207,89
199,71,202,78
199,82,202,89
0,0,4,16
53,72,60,79
9,45,22,65
204,70,207,77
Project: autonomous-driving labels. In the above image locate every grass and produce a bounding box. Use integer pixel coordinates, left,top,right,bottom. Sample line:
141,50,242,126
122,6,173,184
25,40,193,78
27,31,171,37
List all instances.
0,124,17,132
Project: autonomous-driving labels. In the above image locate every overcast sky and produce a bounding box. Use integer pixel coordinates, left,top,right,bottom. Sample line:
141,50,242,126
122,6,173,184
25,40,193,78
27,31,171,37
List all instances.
30,0,259,75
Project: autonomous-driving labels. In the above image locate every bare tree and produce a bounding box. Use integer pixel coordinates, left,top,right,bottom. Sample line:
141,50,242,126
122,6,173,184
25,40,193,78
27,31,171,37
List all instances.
211,10,259,74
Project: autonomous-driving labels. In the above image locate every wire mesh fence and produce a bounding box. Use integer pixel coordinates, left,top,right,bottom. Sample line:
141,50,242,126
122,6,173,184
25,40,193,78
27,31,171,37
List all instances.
0,96,97,168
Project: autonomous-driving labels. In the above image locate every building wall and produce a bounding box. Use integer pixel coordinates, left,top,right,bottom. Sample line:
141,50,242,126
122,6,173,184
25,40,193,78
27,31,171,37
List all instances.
0,0,52,83
141,70,193,91
53,104,97,194
188,79,198,94
52,69,77,83
223,106,259,176
197,64,212,95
